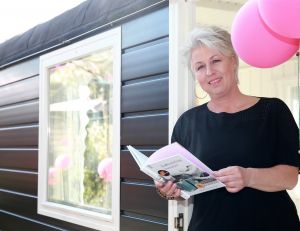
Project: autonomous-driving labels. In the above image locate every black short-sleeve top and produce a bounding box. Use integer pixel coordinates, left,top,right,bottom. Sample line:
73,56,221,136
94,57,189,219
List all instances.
171,97,300,231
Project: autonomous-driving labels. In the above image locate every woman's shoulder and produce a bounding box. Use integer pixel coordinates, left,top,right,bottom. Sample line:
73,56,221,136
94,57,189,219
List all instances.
179,104,207,119
259,97,289,110
258,97,294,120
172,104,208,144
173,104,207,130
260,97,284,104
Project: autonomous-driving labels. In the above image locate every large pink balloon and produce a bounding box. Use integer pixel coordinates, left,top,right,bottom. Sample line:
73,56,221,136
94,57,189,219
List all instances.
231,0,298,68
258,0,300,38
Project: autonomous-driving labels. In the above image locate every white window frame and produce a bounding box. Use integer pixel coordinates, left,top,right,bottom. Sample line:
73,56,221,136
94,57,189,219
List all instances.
38,27,121,231
169,1,196,231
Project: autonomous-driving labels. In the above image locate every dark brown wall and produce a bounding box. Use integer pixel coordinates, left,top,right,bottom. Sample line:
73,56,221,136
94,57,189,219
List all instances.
120,7,169,230
0,4,168,231
0,59,97,231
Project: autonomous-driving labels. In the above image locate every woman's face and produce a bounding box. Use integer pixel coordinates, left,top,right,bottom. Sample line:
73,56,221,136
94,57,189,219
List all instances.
190,45,237,99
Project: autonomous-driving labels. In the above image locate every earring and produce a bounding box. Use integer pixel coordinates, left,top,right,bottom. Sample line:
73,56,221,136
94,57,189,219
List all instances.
194,82,207,99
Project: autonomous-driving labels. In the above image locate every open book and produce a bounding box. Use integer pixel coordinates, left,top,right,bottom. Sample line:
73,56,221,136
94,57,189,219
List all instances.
127,142,224,199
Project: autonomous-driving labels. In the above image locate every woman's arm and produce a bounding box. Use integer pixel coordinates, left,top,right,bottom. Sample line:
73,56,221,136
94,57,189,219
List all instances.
214,164,299,193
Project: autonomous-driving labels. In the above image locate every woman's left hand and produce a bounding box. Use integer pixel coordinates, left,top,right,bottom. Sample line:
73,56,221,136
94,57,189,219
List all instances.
213,166,250,193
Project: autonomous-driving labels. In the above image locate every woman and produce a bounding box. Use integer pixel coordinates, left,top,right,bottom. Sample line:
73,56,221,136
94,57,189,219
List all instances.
156,26,300,230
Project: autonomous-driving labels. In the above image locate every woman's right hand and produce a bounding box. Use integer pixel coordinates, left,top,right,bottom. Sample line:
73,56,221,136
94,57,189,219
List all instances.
155,180,181,199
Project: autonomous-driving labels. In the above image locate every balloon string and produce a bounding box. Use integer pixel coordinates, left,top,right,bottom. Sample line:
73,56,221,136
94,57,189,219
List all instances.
296,51,300,150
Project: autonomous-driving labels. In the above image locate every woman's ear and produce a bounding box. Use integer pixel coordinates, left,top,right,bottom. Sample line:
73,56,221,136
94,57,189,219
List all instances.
230,56,239,74
231,55,238,68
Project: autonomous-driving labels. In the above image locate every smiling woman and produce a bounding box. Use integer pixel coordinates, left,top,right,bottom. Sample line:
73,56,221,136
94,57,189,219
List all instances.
0,0,86,43
158,25,300,231
191,46,238,102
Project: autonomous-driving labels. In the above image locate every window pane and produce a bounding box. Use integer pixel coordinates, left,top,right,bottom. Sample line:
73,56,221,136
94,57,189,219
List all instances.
47,48,113,215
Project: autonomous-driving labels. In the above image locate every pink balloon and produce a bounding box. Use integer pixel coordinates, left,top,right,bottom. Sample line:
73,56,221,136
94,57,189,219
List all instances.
231,0,298,68
258,0,300,38
98,158,112,182
55,154,72,170
48,167,58,185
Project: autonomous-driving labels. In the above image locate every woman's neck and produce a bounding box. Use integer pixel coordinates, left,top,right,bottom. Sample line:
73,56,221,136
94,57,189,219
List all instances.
208,91,258,113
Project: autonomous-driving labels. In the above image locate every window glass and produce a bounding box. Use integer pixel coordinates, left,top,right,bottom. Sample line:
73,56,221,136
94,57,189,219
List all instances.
39,28,120,231
47,50,113,214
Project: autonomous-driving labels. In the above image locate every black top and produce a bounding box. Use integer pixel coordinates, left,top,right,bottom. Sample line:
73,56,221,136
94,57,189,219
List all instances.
171,97,300,231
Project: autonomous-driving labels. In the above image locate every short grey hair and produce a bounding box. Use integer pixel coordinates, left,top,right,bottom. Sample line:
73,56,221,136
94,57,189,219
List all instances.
182,26,239,82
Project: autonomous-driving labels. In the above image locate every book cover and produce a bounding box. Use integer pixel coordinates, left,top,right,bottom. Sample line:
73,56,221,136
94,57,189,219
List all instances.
127,142,224,199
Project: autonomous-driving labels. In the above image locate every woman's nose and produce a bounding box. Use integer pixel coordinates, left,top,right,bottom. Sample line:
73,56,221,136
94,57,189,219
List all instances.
206,64,214,76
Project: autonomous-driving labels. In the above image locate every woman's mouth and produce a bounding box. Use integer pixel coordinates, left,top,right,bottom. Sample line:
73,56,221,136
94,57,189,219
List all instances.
208,78,221,85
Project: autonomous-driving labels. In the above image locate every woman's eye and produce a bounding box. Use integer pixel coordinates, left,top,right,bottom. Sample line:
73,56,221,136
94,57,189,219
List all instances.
212,59,221,64
197,65,204,71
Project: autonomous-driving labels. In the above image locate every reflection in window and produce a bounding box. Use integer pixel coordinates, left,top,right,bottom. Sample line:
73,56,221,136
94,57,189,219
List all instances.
47,50,113,214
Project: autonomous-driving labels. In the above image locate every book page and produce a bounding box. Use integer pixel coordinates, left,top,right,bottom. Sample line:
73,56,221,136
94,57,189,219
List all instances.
128,143,224,198
127,145,148,168
147,154,224,196
127,145,167,183
147,142,213,175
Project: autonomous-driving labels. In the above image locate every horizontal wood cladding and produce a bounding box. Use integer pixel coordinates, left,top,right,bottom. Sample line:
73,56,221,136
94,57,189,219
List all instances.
0,191,97,231
122,41,168,81
0,2,169,231
120,4,169,231
121,113,168,146
0,190,37,220
121,149,153,180
0,125,38,147
0,76,38,107
0,149,37,171
122,7,168,49
0,58,39,86
0,170,37,195
0,100,38,127
122,77,168,113
120,215,167,231
121,183,167,218
0,212,63,231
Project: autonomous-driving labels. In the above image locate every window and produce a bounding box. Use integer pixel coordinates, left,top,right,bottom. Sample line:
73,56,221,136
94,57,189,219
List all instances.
38,27,121,231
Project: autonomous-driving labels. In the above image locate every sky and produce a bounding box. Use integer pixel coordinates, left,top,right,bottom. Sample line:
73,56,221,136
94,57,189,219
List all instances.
0,0,87,43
